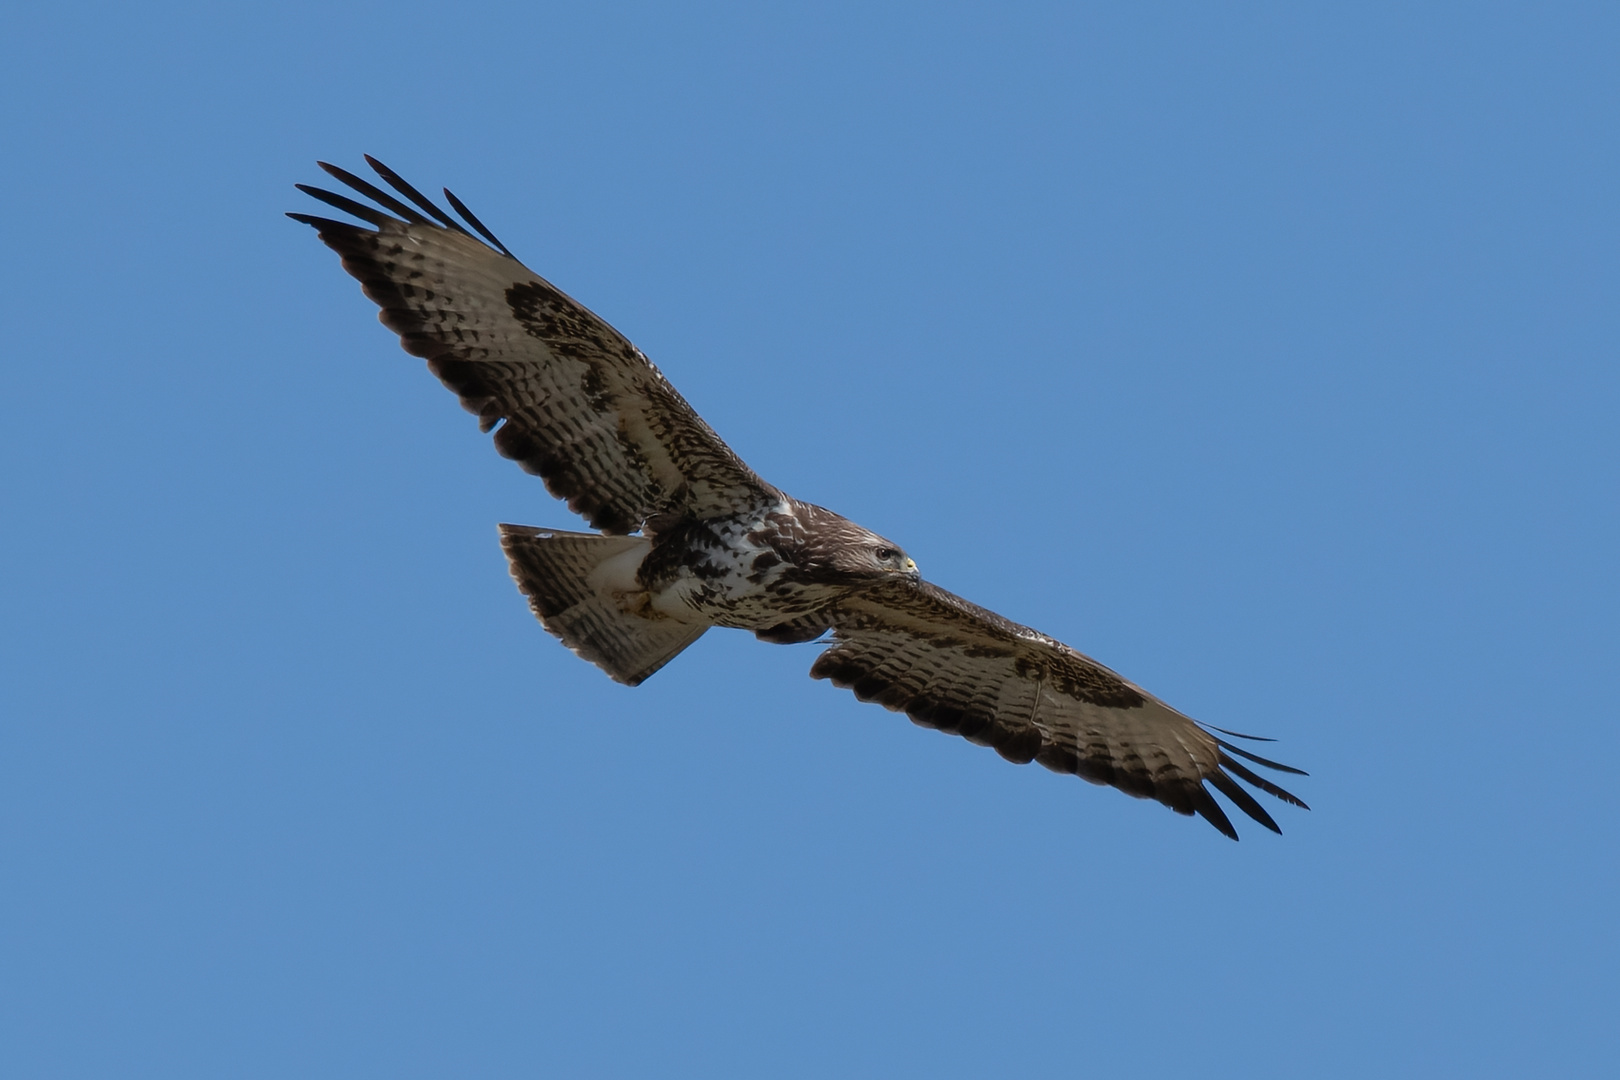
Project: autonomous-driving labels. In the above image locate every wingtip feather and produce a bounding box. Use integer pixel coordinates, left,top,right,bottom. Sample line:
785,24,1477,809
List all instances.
1205,724,1279,742
364,154,464,232
1190,787,1240,840
316,160,433,226
1207,770,1282,834
444,186,513,256
1215,738,1310,777
1220,753,1311,810
285,211,363,234
294,183,392,227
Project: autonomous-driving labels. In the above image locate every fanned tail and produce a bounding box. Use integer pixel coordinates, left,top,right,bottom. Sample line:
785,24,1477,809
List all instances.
498,526,707,686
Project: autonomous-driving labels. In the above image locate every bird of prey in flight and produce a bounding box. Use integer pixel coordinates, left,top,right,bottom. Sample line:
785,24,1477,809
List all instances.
290,157,1308,839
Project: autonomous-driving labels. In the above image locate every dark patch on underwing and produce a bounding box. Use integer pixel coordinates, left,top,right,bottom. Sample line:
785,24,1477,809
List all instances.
580,362,612,412
754,613,830,645
507,280,619,360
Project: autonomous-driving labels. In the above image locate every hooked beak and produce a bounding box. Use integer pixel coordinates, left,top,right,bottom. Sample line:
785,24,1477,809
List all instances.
903,557,920,583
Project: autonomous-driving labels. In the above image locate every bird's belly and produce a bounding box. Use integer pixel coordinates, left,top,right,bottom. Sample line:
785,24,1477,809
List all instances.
641,517,842,630
648,562,842,630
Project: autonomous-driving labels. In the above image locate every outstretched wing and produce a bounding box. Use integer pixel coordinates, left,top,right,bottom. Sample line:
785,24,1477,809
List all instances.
289,157,775,534
811,580,1308,839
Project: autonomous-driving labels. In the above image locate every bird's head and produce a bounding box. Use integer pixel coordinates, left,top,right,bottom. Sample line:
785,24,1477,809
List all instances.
865,539,920,582
826,526,919,585
791,502,921,586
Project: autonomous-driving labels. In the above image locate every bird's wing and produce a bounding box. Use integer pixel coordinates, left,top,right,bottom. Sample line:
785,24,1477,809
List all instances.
812,579,1308,838
290,157,774,534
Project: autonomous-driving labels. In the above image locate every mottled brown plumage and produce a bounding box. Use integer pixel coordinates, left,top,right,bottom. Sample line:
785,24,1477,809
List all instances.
291,157,1308,839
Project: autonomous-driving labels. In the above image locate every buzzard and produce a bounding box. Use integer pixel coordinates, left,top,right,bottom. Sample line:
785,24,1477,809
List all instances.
290,157,1308,839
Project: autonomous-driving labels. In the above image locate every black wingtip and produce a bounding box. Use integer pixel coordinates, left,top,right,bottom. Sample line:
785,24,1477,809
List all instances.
443,186,513,257
1207,770,1283,834
1206,724,1279,743
363,154,464,232
295,157,514,259
316,160,433,226
294,183,393,228
1214,738,1310,777
1220,753,1311,811
1190,786,1240,840
285,211,361,233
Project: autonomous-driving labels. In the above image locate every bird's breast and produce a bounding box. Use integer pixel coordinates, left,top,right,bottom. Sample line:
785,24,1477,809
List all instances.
639,505,848,628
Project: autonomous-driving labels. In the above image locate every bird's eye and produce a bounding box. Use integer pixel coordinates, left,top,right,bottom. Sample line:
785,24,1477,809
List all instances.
876,547,897,561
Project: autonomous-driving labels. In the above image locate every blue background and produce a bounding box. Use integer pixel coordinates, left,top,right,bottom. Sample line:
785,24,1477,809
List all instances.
4,2,1616,1076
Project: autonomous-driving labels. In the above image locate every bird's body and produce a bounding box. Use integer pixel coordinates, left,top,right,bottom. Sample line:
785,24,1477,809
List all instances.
636,497,912,629
291,157,1308,839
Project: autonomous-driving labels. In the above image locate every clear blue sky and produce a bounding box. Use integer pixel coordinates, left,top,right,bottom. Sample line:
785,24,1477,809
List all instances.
3,2,1616,1076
